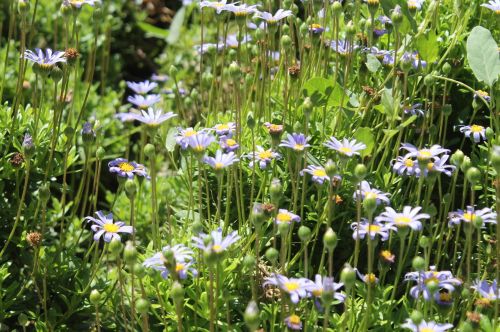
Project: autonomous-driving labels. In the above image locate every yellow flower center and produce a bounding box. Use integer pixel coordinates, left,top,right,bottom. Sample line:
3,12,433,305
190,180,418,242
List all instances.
194,145,204,152
312,169,327,177
380,250,393,260
184,129,197,137
365,273,377,284
269,124,282,132
258,150,273,159
212,244,223,252
395,216,411,224
339,147,353,154
103,223,120,233
418,150,432,160
215,124,229,131
214,162,224,170
470,125,484,133
226,138,236,146
476,90,489,97
368,224,381,232
408,0,417,9
118,162,135,172
439,292,452,302
175,263,185,272
424,276,439,285
420,328,435,332
276,212,292,223
312,289,322,297
267,19,278,24
463,212,476,222
284,282,299,292
404,158,414,167
427,162,434,171
288,314,301,324
367,0,379,4
294,144,305,151
213,2,224,6
365,192,378,199
310,23,322,29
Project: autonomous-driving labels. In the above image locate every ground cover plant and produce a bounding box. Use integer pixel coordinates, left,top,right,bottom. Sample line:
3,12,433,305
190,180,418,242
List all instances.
0,0,499,330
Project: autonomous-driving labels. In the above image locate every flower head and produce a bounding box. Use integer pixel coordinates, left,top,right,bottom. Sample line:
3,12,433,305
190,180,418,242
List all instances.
351,219,393,241
284,314,302,330
354,181,390,205
279,133,311,152
224,3,259,17
257,9,293,24
300,165,330,185
474,90,491,102
407,0,425,11
84,211,134,242
392,155,419,176
65,0,100,8
459,124,487,143
274,209,301,224
213,122,236,136
143,244,197,280
115,107,176,127
108,158,149,179
309,23,325,34
376,206,430,231
219,135,239,152
448,206,497,227
192,228,240,254
403,103,425,117
324,137,366,157
126,80,158,95
176,127,201,149
127,94,162,109
405,267,462,301
248,146,280,169
472,279,499,301
310,275,345,305
264,274,315,303
329,40,357,55
187,132,216,154
200,0,232,13
481,0,500,13
203,150,239,171
24,48,66,73
400,143,449,162
401,319,453,332
356,269,379,284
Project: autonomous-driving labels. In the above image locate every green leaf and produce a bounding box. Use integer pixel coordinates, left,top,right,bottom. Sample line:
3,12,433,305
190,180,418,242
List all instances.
167,7,186,44
399,115,417,129
137,22,169,39
466,26,500,86
415,30,438,63
302,77,346,107
366,53,381,73
353,127,375,157
165,127,178,152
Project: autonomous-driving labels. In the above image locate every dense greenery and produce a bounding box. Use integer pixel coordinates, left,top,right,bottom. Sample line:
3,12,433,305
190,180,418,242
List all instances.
0,0,499,331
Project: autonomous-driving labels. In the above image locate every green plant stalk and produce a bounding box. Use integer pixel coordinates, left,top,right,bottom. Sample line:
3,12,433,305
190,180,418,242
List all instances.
0,160,30,259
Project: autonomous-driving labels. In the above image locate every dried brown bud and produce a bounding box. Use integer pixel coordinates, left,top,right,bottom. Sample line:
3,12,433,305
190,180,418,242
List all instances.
466,312,481,326
10,152,25,168
26,232,42,247
65,48,80,66
261,203,275,217
288,64,301,78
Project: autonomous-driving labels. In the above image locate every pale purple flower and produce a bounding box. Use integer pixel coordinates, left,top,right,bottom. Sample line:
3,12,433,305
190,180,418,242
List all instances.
219,136,239,152
351,219,393,241
126,80,158,95
65,0,100,8
376,206,430,231
403,103,425,117
192,228,240,253
400,143,449,161
127,94,162,109
284,315,302,330
355,269,379,284
187,132,216,153
474,90,491,102
405,268,462,301
108,158,149,179
224,3,259,16
264,274,315,303
24,48,66,66
257,9,293,24
324,137,366,157
471,279,499,301
309,275,345,304
354,181,390,205
448,206,497,227
392,156,419,176
407,0,425,11
279,133,311,152
459,124,487,143
203,150,239,170
401,319,453,332
300,165,330,185
143,244,197,280
199,0,233,13
115,107,176,127
84,211,134,242
329,40,356,55
213,122,236,136
248,146,280,169
274,209,301,224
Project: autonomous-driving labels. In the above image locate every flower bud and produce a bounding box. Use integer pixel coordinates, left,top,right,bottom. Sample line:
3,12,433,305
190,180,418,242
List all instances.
332,1,343,16
229,61,241,80
281,35,292,50
269,178,283,205
410,310,423,325
135,298,150,314
424,74,434,87
278,222,290,236
323,227,338,251
39,183,51,204
243,254,256,270
192,221,204,235
22,133,35,157
325,159,337,178
123,241,138,265
169,65,178,79
354,164,367,181
171,281,185,305
251,203,265,227
442,62,451,75
265,247,279,264
50,66,63,83
18,313,29,327
202,72,213,89
391,5,403,27
473,216,484,229
244,301,260,331
298,226,311,242
134,263,146,278
491,146,500,173
90,289,101,305
465,167,481,185
109,238,123,255
363,196,377,216
18,0,30,16
460,156,471,173
346,21,356,37
412,256,425,271
340,265,356,288
96,146,105,160
125,179,137,200
303,97,313,115
485,127,494,141
144,143,155,159
449,149,464,167
419,235,430,248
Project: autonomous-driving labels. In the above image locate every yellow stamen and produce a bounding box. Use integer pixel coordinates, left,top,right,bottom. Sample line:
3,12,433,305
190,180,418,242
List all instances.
276,212,292,223
284,282,299,292
312,169,327,177
103,223,120,233
118,162,135,172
